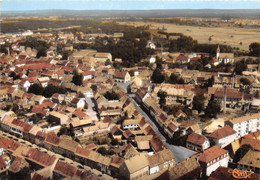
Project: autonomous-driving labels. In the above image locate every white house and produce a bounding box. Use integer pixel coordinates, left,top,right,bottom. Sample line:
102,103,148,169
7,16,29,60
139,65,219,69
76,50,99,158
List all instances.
82,71,95,80
225,112,260,139
18,79,31,92
37,77,50,87
148,149,175,175
71,98,86,109
149,57,156,64
198,146,229,177
122,119,139,130
208,126,237,148
186,133,210,152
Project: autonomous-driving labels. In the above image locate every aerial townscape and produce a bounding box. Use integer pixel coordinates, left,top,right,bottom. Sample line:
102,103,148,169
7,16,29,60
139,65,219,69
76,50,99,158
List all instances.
0,1,260,180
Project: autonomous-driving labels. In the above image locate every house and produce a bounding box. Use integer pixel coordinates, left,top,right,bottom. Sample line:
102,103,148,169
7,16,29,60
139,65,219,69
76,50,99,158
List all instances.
175,55,190,64
147,149,175,175
135,135,152,151
122,119,139,130
0,155,10,173
110,156,124,178
94,52,112,62
164,122,178,139
25,148,56,169
64,44,73,51
44,132,60,151
49,111,69,125
70,98,85,109
82,71,95,80
237,149,260,174
160,157,202,180
225,112,260,139
208,126,237,148
186,133,210,152
113,70,131,83
120,153,149,180
197,146,229,177
37,77,50,87
18,79,31,92
180,121,202,135
55,138,79,159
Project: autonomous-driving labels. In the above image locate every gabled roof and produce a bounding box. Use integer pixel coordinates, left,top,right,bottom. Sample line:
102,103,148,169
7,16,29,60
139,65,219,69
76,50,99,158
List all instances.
0,137,20,151
240,138,260,151
113,70,127,79
187,133,208,146
45,132,60,145
167,122,178,133
73,109,86,119
110,156,124,168
54,161,77,177
208,126,236,139
0,156,6,169
75,147,90,158
26,148,56,167
150,135,164,152
198,146,228,163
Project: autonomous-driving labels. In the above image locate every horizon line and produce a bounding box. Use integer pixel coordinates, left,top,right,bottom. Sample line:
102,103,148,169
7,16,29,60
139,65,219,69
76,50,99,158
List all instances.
3,8,260,12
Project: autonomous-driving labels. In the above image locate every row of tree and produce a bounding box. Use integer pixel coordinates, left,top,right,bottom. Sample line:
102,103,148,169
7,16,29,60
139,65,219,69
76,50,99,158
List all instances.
28,83,67,98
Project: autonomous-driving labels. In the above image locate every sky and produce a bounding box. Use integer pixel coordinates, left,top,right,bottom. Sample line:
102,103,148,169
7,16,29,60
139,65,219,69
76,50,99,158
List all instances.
1,0,260,11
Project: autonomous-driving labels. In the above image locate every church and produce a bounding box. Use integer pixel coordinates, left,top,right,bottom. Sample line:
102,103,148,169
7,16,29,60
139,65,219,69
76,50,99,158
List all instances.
216,45,234,64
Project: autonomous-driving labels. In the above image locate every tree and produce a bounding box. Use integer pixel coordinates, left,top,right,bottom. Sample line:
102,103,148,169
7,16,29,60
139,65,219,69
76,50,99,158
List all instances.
234,59,247,75
158,90,167,107
97,147,107,155
205,98,221,118
169,73,185,84
192,94,206,113
249,42,260,57
72,72,83,86
28,83,44,95
233,144,252,163
151,68,165,83
9,71,20,80
240,78,251,86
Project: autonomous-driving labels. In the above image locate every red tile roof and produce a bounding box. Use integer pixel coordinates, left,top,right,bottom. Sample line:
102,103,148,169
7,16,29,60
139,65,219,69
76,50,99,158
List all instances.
35,131,46,141
111,156,124,167
26,148,56,166
45,132,60,145
159,113,167,122
187,133,208,146
54,161,77,177
150,136,164,152
176,55,188,61
240,138,260,151
113,70,127,79
214,91,253,100
0,137,20,151
180,121,196,128
31,173,46,180
198,146,228,163
208,126,236,139
123,129,133,139
73,109,86,119
144,125,156,136
76,147,90,157
138,117,147,127
167,123,178,133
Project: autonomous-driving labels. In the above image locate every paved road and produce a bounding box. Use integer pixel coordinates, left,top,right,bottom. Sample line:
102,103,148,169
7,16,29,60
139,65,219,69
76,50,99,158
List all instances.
117,82,196,163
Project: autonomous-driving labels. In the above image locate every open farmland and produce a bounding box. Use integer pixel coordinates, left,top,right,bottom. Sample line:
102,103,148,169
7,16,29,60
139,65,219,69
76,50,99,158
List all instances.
118,21,260,51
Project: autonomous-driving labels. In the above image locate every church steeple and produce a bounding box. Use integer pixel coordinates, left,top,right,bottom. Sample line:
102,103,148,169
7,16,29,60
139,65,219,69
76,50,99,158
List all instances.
216,44,220,59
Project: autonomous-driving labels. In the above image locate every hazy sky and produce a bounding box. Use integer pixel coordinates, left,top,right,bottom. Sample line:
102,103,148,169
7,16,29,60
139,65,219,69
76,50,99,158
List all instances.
2,0,260,11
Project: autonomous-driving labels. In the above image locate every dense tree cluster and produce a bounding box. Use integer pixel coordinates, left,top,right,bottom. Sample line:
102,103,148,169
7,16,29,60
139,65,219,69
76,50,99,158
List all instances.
192,94,206,113
9,71,21,80
249,42,260,57
151,68,165,83
104,91,119,100
205,97,221,118
234,59,248,75
168,73,185,84
157,90,167,107
28,83,67,98
72,72,83,86
19,36,51,58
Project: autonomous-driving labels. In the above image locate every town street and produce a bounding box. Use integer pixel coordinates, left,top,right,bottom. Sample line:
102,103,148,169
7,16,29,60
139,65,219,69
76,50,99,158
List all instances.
117,82,196,163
